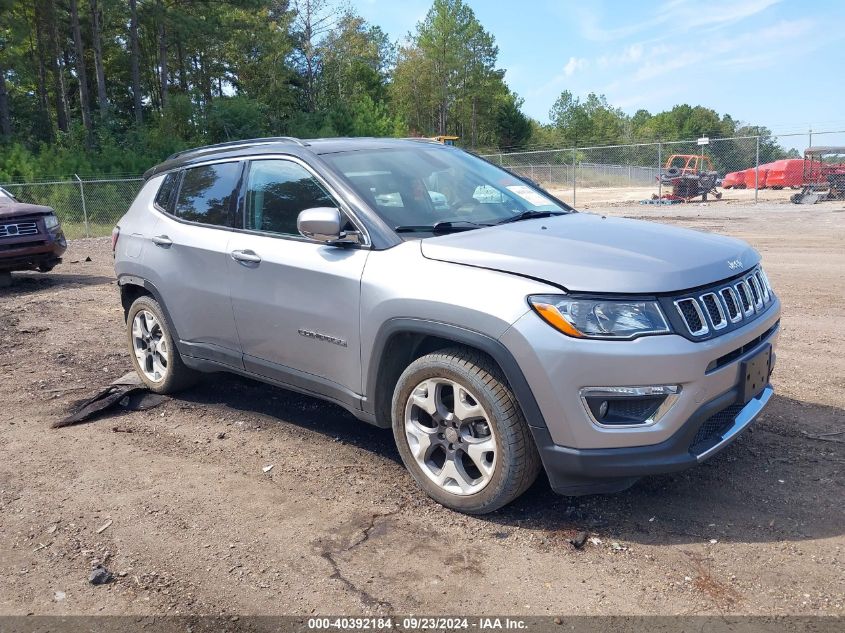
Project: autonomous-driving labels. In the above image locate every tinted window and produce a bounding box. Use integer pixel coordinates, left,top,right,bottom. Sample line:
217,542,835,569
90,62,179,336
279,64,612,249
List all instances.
154,172,179,211
245,160,335,236
174,162,240,225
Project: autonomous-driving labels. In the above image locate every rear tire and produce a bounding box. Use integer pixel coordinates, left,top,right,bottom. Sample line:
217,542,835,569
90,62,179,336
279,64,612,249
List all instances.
126,295,198,394
392,347,541,514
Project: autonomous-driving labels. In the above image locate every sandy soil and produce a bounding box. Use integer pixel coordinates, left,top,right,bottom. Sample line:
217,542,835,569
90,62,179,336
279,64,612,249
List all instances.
0,199,843,618
548,184,800,207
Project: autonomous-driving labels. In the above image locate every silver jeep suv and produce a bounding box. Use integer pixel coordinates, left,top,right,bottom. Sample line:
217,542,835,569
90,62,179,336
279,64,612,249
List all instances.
114,137,780,513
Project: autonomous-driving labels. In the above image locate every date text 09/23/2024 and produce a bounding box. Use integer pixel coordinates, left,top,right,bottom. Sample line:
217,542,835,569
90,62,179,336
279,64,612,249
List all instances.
306,617,528,630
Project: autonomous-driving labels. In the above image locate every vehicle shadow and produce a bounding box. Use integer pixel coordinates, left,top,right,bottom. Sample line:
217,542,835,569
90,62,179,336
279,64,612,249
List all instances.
182,374,844,545
0,271,114,295
181,372,399,459
494,394,845,545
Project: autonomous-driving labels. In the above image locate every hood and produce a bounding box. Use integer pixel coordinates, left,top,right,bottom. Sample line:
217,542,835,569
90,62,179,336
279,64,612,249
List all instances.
420,213,759,294
0,200,55,219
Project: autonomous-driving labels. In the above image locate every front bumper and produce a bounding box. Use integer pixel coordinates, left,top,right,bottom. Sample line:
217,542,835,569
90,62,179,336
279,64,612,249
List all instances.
499,297,780,495
534,384,772,495
0,229,66,271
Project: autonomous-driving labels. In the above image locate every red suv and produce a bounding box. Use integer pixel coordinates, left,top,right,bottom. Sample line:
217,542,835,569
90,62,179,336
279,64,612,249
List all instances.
0,187,67,277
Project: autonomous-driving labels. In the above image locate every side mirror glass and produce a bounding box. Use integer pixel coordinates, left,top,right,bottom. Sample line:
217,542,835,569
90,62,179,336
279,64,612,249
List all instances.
297,207,353,244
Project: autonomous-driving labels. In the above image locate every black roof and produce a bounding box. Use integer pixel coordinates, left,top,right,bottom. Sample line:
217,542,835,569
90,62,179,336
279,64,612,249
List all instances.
143,136,443,180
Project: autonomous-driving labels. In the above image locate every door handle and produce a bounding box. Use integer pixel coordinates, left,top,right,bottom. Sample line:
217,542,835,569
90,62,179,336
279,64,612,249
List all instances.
231,249,262,264
151,235,173,247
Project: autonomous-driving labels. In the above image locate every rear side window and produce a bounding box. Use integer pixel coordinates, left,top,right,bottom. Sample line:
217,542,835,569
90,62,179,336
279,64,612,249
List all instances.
154,173,179,211
245,159,336,236
174,162,241,226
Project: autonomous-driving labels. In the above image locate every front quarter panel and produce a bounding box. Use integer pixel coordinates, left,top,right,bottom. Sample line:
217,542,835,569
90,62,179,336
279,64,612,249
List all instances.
359,241,557,396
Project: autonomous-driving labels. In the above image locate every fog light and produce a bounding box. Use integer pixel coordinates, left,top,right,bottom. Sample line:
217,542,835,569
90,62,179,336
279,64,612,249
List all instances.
579,385,681,427
598,400,609,419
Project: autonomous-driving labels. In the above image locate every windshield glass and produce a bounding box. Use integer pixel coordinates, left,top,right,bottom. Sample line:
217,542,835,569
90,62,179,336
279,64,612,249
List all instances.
321,146,571,233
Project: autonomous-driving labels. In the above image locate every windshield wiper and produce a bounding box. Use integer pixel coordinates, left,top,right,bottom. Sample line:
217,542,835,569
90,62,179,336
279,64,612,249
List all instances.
394,220,490,234
495,210,566,225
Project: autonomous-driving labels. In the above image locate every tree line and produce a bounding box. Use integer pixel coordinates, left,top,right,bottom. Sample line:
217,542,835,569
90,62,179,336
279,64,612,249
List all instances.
0,0,791,181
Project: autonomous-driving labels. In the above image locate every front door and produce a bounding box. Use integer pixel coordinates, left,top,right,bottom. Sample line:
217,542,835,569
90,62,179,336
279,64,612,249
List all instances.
227,158,369,405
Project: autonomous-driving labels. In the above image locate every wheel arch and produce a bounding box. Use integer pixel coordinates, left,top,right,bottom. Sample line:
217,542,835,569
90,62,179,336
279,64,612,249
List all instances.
117,275,182,343
365,318,548,432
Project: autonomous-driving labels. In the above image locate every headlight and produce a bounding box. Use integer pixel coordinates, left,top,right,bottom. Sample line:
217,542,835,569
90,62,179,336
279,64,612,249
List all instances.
44,214,60,230
528,295,670,339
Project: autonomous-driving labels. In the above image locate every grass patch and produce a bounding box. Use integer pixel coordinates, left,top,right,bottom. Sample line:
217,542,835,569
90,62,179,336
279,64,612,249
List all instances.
61,222,115,239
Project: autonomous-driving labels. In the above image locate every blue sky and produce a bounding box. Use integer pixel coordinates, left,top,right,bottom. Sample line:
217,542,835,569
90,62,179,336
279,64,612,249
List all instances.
356,0,845,148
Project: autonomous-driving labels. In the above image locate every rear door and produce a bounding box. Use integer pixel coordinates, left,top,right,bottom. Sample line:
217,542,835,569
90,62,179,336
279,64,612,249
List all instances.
144,160,244,367
226,157,369,404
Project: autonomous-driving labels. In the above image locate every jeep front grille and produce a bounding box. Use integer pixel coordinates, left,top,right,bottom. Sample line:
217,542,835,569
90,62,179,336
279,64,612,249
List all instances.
0,221,39,238
701,293,726,330
675,298,707,335
673,267,775,338
720,287,741,322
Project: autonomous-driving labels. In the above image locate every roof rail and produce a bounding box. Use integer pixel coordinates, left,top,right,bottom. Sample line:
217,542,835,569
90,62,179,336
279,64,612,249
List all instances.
402,137,441,144
165,136,307,161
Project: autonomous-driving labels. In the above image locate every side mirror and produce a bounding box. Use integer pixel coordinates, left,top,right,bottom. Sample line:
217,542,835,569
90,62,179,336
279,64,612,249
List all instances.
297,207,352,244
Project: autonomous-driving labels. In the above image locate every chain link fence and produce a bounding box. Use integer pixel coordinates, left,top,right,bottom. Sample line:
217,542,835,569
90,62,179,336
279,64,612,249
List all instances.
485,130,845,207
1,131,843,240
0,176,143,239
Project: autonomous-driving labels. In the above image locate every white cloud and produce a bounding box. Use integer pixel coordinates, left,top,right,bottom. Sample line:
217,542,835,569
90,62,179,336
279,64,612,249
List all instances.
597,44,644,69
573,0,783,42
563,57,588,76
596,15,823,115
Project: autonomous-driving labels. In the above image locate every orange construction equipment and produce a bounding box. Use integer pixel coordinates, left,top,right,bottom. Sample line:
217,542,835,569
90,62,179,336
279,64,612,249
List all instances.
791,147,845,203
722,170,747,189
765,159,807,189
655,154,721,201
742,165,769,189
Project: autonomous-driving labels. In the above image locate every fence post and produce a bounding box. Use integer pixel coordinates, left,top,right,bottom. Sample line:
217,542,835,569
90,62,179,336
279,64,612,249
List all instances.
657,142,662,200
571,147,576,207
74,174,90,238
754,137,760,204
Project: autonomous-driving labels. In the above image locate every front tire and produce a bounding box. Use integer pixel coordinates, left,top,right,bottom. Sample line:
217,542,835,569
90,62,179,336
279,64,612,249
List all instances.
392,347,541,514
126,295,198,394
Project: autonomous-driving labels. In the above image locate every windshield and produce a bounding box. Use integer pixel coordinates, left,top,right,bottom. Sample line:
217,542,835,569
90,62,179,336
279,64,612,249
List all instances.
321,146,571,234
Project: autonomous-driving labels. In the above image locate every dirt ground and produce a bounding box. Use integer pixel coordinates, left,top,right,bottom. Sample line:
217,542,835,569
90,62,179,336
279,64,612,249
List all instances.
549,183,801,207
1,197,843,618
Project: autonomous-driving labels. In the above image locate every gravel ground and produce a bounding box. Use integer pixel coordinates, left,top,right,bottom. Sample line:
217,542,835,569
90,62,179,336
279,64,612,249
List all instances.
0,199,843,617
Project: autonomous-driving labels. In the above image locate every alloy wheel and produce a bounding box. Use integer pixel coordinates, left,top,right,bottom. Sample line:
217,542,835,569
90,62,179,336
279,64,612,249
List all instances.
131,310,169,382
404,378,497,495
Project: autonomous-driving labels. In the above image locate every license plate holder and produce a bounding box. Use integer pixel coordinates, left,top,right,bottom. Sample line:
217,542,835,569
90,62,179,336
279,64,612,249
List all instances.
740,344,772,404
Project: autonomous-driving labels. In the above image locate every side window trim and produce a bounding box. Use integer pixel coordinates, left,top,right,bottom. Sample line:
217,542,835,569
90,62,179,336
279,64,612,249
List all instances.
156,159,243,230
169,170,184,216
153,171,181,215
231,161,247,230
238,156,370,246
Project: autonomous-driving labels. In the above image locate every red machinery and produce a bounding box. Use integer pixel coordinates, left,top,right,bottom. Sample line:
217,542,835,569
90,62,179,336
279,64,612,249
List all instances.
791,147,845,204
765,159,805,189
654,154,721,202
722,170,746,189
742,165,770,189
